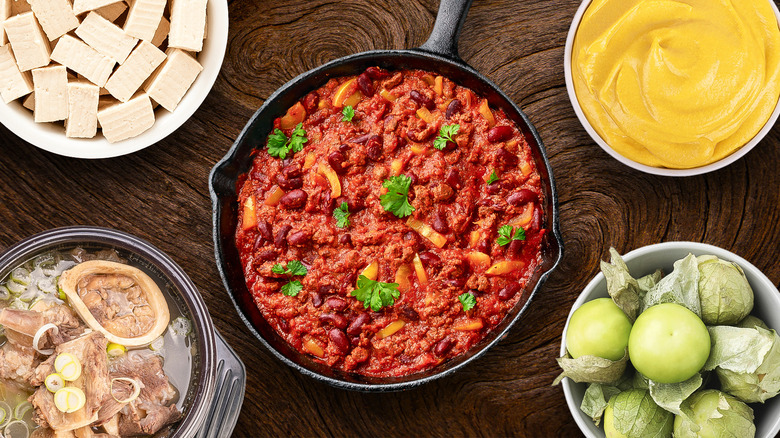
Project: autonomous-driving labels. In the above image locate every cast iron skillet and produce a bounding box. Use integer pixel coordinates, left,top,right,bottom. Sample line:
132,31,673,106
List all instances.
210,0,564,391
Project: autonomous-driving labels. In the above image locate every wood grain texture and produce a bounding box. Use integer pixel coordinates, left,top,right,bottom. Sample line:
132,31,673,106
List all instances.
2,0,780,436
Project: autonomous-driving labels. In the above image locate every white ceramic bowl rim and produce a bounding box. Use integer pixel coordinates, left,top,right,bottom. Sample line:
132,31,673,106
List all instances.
0,0,229,159
564,0,780,177
560,242,780,438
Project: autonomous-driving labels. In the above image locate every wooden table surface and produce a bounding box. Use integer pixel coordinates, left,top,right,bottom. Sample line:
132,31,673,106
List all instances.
2,0,780,436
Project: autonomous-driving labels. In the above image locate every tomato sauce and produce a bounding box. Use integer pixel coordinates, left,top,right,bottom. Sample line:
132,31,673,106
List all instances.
235,67,547,377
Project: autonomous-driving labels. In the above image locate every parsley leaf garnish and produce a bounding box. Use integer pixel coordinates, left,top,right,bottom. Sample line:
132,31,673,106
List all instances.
286,260,308,276
497,225,526,246
433,124,460,150
334,202,351,228
272,260,308,296
342,105,355,122
380,175,415,218
350,275,401,311
487,170,498,185
281,280,303,297
266,122,308,159
458,292,476,311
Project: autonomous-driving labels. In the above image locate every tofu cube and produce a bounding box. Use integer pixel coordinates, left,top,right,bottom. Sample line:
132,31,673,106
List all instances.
32,64,68,122
168,0,207,52
1,0,10,46
105,40,165,102
66,81,99,138
75,12,138,64
97,93,155,142
27,0,80,41
0,45,33,103
72,0,123,16
94,1,127,22
22,92,34,110
3,12,51,71
124,0,166,42
144,49,202,112
51,35,116,87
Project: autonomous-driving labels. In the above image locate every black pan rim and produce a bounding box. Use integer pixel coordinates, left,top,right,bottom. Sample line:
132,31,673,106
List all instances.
210,47,564,392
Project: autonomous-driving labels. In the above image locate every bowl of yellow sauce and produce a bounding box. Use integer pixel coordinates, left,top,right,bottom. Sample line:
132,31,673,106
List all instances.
565,0,780,176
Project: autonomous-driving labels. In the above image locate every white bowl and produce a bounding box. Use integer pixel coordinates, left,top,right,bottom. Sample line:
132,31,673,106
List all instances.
564,0,780,177
560,242,780,438
0,1,229,159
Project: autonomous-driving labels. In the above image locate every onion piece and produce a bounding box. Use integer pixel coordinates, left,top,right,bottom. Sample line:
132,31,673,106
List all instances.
44,373,65,393
111,377,141,404
32,323,59,355
4,419,29,438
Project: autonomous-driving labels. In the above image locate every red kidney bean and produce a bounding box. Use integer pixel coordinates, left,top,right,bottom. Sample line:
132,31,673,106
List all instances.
496,148,518,167
342,273,357,293
287,230,310,247
319,285,334,294
307,111,326,126
530,206,542,231
281,164,302,179
301,93,319,113
399,305,419,322
405,171,418,185
357,72,374,97
276,174,303,190
275,224,292,248
255,249,276,262
279,189,307,209
507,189,537,207
253,235,265,251
327,151,346,174
477,240,490,254
418,251,441,268
498,282,522,301
347,313,370,335
434,337,454,356
311,292,324,307
431,211,449,234
365,135,382,161
320,313,348,329
507,239,523,258
445,99,462,119
257,221,273,241
444,168,461,189
486,181,503,195
409,90,434,109
349,134,371,144
321,192,335,215
325,296,348,312
444,277,466,288
278,318,289,333
329,328,350,354
339,234,352,246
487,126,514,143
365,66,390,79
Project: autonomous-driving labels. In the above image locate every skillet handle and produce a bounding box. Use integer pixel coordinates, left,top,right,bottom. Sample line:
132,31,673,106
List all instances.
417,0,474,62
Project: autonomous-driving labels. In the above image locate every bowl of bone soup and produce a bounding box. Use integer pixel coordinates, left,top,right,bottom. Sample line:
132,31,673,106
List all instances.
565,0,780,176
0,227,216,437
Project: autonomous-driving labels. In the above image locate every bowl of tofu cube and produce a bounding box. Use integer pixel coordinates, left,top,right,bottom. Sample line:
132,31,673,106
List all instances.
0,0,228,158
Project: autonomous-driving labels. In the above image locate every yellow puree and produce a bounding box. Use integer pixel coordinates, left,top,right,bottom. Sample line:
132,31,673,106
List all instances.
572,0,780,169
